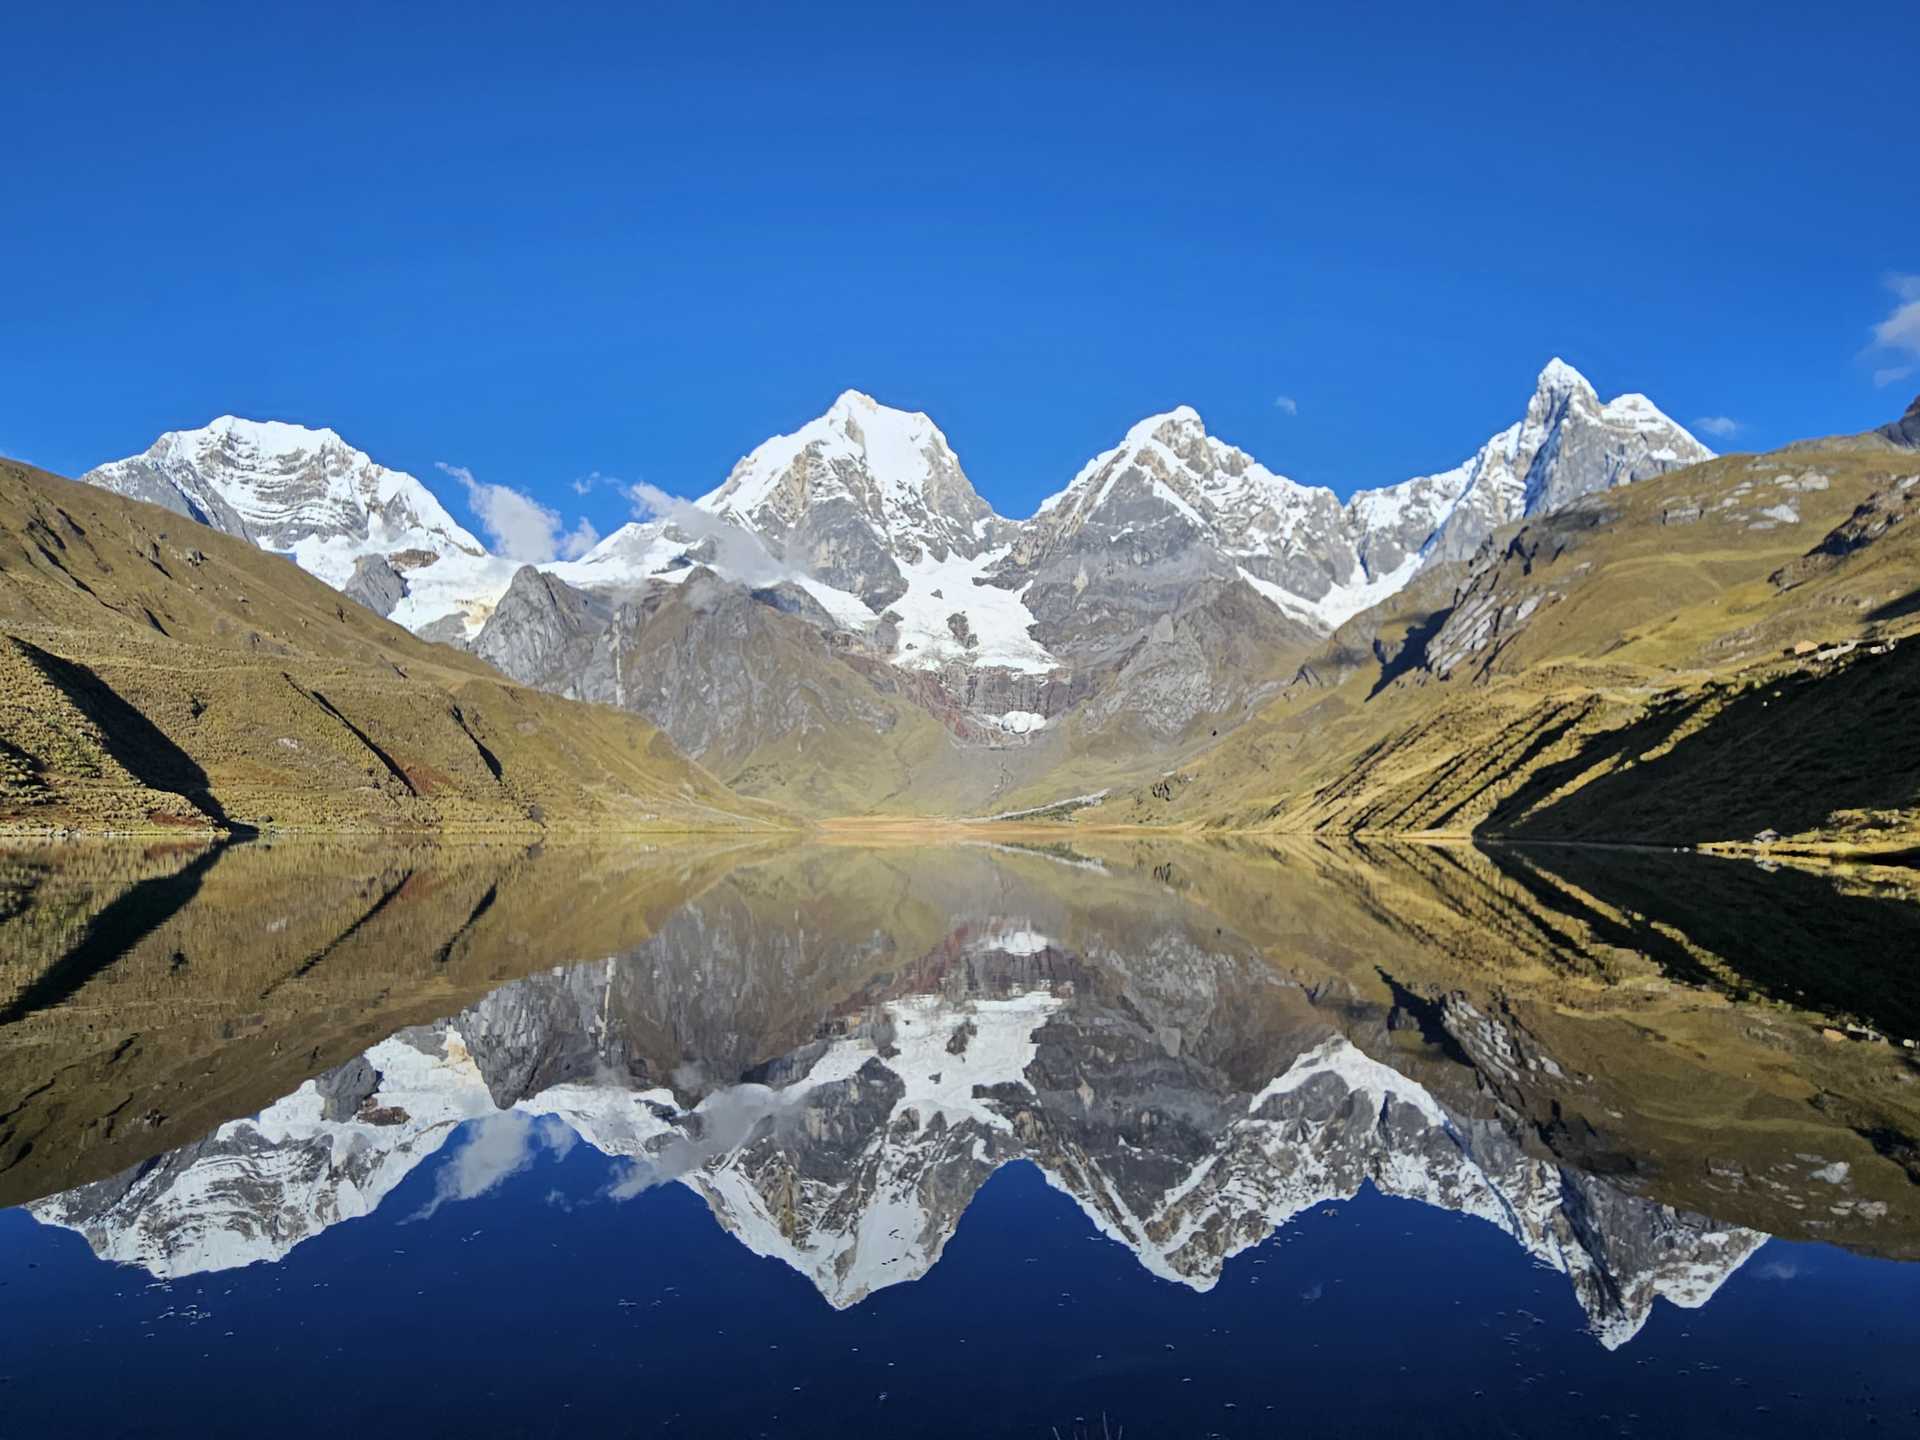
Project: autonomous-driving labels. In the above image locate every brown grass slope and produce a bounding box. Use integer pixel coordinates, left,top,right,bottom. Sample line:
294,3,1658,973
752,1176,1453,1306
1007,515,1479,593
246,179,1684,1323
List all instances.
1083,427,1920,851
0,459,790,835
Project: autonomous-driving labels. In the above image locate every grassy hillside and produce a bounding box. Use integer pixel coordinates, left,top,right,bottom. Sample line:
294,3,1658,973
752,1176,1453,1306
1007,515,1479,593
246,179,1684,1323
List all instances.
1079,429,1920,852
0,459,790,836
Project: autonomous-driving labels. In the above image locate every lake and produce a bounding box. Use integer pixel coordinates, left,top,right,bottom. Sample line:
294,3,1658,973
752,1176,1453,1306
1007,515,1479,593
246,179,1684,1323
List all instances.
1,836,1916,1437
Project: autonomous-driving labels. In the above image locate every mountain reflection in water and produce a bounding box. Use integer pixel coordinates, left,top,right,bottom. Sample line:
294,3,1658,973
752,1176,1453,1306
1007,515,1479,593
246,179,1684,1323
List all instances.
2,836,1917,1436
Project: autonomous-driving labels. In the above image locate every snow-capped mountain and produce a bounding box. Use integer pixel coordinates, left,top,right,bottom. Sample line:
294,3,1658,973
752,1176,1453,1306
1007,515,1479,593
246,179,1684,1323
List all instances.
28,918,1765,1347
80,416,522,634
74,365,1711,804
690,389,1055,674
1346,357,1715,571
1002,360,1712,637
80,361,1709,658
997,405,1400,641
699,390,999,594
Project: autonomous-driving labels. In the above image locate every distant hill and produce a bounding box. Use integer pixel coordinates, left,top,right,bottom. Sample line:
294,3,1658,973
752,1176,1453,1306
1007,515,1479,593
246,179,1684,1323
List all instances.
0,458,788,836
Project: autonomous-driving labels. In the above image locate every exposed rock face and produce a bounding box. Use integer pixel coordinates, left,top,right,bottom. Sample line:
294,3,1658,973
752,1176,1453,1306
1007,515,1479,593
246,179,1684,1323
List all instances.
991,408,1355,657
1878,394,1920,450
1076,577,1318,739
27,896,1767,1347
468,564,613,684
474,565,919,774
1771,473,1919,590
1423,503,1613,679
1348,358,1715,570
341,553,407,617
1001,362,1709,654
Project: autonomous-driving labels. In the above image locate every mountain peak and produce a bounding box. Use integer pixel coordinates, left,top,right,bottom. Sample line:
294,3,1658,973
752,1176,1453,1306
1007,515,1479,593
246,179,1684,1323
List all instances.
1534,357,1596,397
827,387,894,415
1123,405,1206,446
167,415,348,460
82,415,493,630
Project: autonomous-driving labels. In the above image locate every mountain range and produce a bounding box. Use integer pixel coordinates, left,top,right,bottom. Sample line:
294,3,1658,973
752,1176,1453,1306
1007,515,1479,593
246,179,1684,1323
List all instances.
76,362,1714,813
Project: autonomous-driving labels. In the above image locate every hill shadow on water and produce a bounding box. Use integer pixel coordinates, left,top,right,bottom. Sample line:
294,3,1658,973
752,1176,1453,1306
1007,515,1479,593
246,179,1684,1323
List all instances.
1494,841,1920,1042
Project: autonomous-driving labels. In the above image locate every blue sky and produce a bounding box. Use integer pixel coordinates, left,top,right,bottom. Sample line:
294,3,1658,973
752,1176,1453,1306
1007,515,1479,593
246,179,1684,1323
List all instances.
3,1,1917,541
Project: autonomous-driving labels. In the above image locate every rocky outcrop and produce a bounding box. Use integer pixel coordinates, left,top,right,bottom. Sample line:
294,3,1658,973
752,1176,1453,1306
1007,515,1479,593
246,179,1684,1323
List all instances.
468,564,612,685
1772,473,1919,590
342,553,407,617
472,565,936,781
1877,393,1920,450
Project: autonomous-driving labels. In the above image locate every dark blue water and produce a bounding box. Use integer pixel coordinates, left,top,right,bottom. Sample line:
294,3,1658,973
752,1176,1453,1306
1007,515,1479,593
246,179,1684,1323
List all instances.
3,1122,1915,1438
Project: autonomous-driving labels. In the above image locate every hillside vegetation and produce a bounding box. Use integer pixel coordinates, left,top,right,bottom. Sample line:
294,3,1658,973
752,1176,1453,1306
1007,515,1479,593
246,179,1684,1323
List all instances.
1080,411,1920,855
0,460,788,836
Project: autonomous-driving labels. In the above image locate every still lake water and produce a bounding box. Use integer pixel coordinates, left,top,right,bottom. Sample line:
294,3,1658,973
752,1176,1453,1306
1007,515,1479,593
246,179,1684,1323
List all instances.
1,836,1916,1436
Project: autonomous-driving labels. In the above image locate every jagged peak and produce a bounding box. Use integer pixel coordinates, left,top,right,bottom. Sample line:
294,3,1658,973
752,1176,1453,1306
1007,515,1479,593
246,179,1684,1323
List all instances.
824,388,926,423
699,390,977,521
1122,404,1206,446
1534,356,1597,398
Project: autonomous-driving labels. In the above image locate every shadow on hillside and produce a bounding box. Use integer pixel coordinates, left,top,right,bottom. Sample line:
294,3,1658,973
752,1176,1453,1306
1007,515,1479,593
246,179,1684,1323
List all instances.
1869,588,1920,623
1485,643,1920,846
1476,698,1698,835
15,641,246,831
1484,842,1920,1041
1367,607,1449,699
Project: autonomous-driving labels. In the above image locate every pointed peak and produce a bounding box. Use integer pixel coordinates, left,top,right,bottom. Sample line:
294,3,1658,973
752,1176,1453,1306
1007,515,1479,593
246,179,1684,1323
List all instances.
804,389,951,453
1123,405,1205,445
1534,357,1596,397
825,389,932,426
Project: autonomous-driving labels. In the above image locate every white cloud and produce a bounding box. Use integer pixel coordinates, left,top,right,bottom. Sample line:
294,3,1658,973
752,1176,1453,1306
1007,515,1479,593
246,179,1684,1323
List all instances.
626,480,802,587
436,462,597,562
606,1082,795,1201
407,1111,577,1221
1869,273,1920,358
1694,415,1741,438
1875,364,1915,389
1273,395,1299,415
